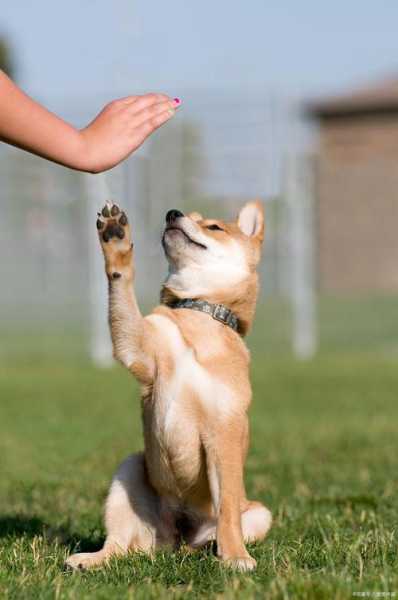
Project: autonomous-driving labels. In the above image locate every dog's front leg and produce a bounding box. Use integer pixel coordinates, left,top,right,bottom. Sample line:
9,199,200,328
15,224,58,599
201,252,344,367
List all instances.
207,418,257,572
96,203,154,383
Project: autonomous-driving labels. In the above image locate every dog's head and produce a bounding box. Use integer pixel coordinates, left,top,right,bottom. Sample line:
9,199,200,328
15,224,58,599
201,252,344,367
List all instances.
161,202,264,332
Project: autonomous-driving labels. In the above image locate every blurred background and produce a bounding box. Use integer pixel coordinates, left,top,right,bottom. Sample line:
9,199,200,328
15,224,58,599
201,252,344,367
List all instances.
1,0,398,364
1,5,398,596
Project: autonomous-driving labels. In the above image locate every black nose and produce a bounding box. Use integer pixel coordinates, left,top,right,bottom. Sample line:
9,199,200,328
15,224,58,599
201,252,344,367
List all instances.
166,209,184,225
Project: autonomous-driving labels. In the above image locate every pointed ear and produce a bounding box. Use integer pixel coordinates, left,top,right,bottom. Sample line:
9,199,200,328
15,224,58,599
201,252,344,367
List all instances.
237,201,264,241
188,211,203,222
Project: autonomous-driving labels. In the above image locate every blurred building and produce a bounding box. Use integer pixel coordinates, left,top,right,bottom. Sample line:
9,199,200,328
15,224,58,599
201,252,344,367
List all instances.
309,77,398,292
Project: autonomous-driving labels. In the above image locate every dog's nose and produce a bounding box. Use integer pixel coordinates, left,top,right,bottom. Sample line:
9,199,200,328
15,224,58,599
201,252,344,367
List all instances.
166,209,184,225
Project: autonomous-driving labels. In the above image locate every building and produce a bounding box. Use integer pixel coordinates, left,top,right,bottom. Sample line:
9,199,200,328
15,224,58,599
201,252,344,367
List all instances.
309,77,398,292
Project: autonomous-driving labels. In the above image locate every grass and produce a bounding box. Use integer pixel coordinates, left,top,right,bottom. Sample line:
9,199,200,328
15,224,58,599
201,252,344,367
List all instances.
1,358,397,599
1,300,398,598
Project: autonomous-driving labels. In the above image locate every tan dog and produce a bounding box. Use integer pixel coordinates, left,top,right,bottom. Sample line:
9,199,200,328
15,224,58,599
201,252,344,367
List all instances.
66,201,272,572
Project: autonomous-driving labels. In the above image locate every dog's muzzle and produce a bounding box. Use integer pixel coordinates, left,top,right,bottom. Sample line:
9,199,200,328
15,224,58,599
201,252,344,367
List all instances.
166,209,184,225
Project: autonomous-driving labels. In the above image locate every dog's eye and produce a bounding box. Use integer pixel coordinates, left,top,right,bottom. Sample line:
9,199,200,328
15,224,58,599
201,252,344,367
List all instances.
206,224,223,231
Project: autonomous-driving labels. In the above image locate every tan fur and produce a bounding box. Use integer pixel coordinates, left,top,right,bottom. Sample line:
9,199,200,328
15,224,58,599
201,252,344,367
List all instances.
66,200,272,573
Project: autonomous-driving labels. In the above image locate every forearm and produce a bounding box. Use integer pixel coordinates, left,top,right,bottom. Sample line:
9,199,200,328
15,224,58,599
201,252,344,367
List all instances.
0,71,88,171
0,71,179,173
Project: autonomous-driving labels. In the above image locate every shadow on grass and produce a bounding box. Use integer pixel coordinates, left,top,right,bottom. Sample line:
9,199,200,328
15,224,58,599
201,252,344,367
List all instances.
0,515,103,553
0,515,44,538
0,514,220,560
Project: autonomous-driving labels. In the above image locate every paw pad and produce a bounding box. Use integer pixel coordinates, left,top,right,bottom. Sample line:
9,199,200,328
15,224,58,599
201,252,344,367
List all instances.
96,203,129,243
119,213,128,226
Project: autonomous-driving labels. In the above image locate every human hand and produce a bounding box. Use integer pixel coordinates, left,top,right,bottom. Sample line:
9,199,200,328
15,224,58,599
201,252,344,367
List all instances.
79,94,181,173
0,72,179,174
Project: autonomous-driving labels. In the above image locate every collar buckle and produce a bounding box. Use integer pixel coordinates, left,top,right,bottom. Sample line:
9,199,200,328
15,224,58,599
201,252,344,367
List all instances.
212,303,231,324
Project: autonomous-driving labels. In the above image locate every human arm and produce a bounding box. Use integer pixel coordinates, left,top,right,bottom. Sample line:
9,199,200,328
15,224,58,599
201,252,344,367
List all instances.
0,70,179,173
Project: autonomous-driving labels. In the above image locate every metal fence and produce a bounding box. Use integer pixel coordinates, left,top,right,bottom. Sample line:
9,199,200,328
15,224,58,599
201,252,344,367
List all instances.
0,92,314,365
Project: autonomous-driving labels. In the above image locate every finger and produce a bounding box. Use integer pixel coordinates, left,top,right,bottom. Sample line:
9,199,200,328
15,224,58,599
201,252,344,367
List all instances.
114,95,139,105
137,108,176,139
130,100,176,128
126,93,173,114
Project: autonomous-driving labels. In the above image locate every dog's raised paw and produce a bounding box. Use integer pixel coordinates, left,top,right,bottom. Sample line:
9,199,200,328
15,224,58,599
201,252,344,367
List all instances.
96,203,130,245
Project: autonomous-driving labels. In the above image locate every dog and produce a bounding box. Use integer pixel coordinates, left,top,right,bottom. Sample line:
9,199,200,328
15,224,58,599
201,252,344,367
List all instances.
65,200,272,572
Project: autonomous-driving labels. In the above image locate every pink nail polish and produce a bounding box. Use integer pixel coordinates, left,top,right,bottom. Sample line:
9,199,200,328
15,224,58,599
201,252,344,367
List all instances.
173,97,181,105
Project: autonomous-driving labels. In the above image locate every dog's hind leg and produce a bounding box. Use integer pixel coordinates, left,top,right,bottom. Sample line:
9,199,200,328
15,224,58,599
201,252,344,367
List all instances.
65,453,175,570
188,501,272,549
240,500,272,542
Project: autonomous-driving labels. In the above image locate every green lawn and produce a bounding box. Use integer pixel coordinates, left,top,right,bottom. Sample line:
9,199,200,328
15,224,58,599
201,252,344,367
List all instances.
0,343,397,599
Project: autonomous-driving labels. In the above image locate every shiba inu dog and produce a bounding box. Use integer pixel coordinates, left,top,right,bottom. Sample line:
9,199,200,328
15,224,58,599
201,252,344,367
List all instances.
66,200,272,572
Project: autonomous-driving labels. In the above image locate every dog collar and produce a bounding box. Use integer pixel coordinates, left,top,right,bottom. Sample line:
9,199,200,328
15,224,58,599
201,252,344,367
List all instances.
169,299,239,332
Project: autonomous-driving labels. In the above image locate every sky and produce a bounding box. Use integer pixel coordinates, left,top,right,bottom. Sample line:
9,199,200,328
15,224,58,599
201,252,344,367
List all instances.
2,0,398,115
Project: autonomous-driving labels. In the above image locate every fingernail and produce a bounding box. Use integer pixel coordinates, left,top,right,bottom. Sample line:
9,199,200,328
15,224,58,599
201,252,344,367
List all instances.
173,97,181,106
168,108,175,117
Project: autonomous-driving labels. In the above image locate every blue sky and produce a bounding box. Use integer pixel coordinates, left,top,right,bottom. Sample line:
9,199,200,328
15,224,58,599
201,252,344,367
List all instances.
2,1,398,109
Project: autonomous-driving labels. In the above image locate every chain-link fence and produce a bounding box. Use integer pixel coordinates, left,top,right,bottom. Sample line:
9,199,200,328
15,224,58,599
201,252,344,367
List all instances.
0,92,308,365
2,91,397,366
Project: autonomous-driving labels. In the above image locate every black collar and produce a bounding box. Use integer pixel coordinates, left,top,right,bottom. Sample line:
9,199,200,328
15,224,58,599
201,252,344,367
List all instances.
168,299,239,332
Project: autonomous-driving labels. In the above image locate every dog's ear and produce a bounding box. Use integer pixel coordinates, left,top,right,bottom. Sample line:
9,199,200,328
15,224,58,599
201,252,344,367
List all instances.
237,201,264,242
188,211,203,222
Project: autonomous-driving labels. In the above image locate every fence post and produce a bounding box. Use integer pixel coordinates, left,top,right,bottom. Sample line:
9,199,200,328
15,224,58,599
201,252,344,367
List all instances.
84,172,114,367
286,153,317,358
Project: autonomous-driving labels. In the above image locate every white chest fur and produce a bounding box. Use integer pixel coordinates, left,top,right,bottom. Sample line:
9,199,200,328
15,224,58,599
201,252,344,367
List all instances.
146,314,236,424
144,314,237,496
